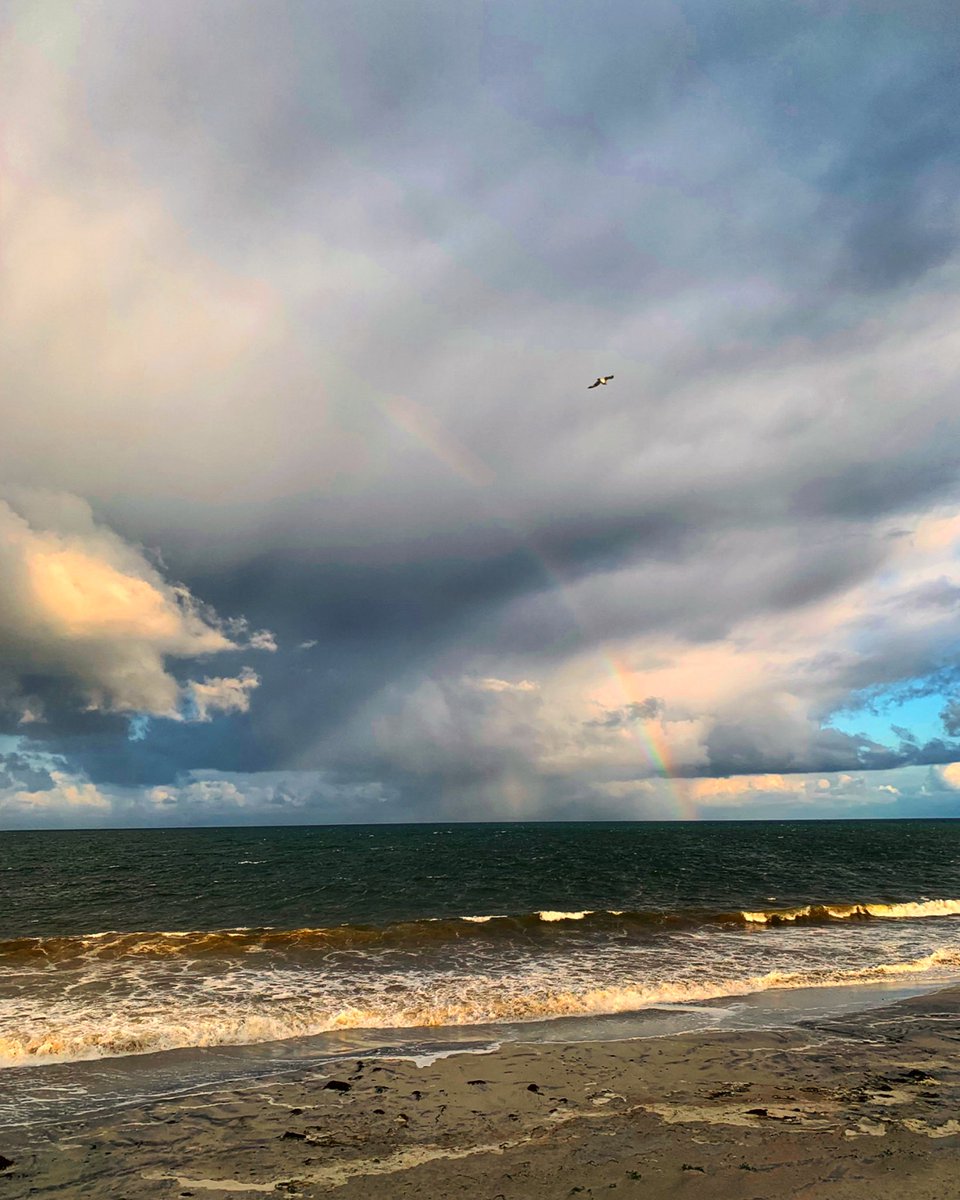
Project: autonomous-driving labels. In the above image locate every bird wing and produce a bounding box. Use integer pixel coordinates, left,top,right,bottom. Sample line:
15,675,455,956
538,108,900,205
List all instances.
604,375,614,382
588,379,600,388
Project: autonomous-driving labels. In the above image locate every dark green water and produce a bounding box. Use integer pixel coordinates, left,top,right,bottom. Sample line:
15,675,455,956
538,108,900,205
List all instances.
2,820,960,1074
4,820,960,937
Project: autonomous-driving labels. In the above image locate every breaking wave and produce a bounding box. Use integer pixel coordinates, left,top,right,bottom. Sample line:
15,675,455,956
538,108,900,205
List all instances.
4,895,960,1069
3,947,960,1068
3,896,959,964
741,899,960,924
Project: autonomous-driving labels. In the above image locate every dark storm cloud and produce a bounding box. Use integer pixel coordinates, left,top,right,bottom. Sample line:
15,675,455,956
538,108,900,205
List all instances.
68,508,893,788
790,436,960,522
68,0,959,310
941,700,960,738
0,682,129,741
17,714,249,788
703,718,960,778
823,662,960,719
825,59,960,291
158,505,700,660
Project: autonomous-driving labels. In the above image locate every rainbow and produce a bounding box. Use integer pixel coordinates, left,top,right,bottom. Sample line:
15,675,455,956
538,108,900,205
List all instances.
603,652,697,820
375,393,697,820
379,395,494,487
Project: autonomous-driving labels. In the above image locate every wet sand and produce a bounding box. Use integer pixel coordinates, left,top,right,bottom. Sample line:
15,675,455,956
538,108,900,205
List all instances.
3,987,960,1198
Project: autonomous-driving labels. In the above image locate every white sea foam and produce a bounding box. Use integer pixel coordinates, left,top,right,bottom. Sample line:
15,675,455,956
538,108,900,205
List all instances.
5,895,960,1070
3,943,959,1069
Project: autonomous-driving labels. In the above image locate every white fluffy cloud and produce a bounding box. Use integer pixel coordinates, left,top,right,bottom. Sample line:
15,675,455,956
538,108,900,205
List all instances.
936,763,960,790
0,492,272,723
0,760,936,829
0,771,110,817
185,668,262,722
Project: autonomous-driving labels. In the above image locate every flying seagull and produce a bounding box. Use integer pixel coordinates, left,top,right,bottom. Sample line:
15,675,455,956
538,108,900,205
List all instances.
588,375,614,389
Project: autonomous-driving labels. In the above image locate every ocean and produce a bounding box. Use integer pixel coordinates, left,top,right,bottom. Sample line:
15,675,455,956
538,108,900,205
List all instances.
3,819,960,1127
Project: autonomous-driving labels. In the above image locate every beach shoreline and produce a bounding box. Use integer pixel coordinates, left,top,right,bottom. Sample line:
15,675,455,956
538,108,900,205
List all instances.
3,984,960,1198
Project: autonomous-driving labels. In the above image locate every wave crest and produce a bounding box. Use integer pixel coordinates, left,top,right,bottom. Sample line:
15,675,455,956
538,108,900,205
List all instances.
742,899,960,925
3,896,960,965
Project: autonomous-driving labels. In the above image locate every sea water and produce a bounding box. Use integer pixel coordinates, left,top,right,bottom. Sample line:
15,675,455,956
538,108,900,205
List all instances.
2,820,960,1124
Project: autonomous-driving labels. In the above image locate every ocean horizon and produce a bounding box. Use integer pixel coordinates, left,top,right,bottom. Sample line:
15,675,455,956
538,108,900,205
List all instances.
6,814,959,832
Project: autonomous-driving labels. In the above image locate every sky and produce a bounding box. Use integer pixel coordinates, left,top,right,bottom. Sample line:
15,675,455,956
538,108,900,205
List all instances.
2,0,960,827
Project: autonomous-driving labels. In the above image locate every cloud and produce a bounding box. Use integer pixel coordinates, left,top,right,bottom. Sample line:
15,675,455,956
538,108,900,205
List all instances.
0,770,111,819
936,763,960,790
0,750,60,793
0,492,272,728
688,774,797,802
940,699,960,737
184,668,261,722
3,3,960,819
1,758,945,830
303,493,960,808
469,676,538,693
588,697,664,728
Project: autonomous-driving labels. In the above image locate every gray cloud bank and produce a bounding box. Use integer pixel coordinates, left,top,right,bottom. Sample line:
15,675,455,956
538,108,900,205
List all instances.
2,0,960,824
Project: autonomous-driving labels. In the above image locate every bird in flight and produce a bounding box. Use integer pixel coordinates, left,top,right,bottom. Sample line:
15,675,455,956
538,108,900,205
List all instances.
588,375,614,389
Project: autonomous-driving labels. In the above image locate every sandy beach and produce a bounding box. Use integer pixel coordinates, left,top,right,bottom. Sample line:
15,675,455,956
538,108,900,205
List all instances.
2,985,959,1199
